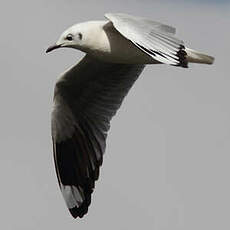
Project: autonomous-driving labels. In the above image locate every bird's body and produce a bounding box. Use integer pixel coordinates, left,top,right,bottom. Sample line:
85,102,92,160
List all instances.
46,13,214,219
57,20,158,64
75,21,158,64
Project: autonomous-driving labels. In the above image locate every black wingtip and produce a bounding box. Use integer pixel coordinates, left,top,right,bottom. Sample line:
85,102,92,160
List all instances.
69,193,92,219
176,45,188,68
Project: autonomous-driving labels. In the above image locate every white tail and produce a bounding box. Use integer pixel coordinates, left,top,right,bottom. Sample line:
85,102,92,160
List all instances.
185,48,214,65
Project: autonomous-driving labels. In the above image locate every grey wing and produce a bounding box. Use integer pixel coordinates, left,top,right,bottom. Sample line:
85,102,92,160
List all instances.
52,55,145,218
105,13,188,67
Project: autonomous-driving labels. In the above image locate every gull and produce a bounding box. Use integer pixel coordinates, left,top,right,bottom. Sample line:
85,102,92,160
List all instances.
46,13,214,219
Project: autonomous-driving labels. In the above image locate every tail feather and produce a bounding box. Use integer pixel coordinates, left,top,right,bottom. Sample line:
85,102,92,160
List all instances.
185,48,214,65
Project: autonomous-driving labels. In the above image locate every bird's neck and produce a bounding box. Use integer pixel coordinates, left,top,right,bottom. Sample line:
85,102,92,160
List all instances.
79,21,110,55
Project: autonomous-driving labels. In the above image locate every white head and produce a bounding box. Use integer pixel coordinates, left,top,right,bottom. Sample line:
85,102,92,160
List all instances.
46,22,98,53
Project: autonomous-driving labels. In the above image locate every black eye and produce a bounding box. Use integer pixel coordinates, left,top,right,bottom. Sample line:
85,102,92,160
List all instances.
78,33,83,40
66,34,73,41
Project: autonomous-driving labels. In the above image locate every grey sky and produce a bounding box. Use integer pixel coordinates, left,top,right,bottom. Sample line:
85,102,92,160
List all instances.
0,0,229,229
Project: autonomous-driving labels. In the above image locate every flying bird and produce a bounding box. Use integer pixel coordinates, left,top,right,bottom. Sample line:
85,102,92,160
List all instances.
46,13,214,219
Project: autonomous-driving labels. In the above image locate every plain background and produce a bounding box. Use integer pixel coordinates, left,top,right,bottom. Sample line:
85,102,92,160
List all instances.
0,0,229,229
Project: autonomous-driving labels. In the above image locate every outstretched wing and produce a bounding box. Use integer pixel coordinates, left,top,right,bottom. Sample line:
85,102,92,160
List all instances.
105,13,188,67
52,55,145,218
